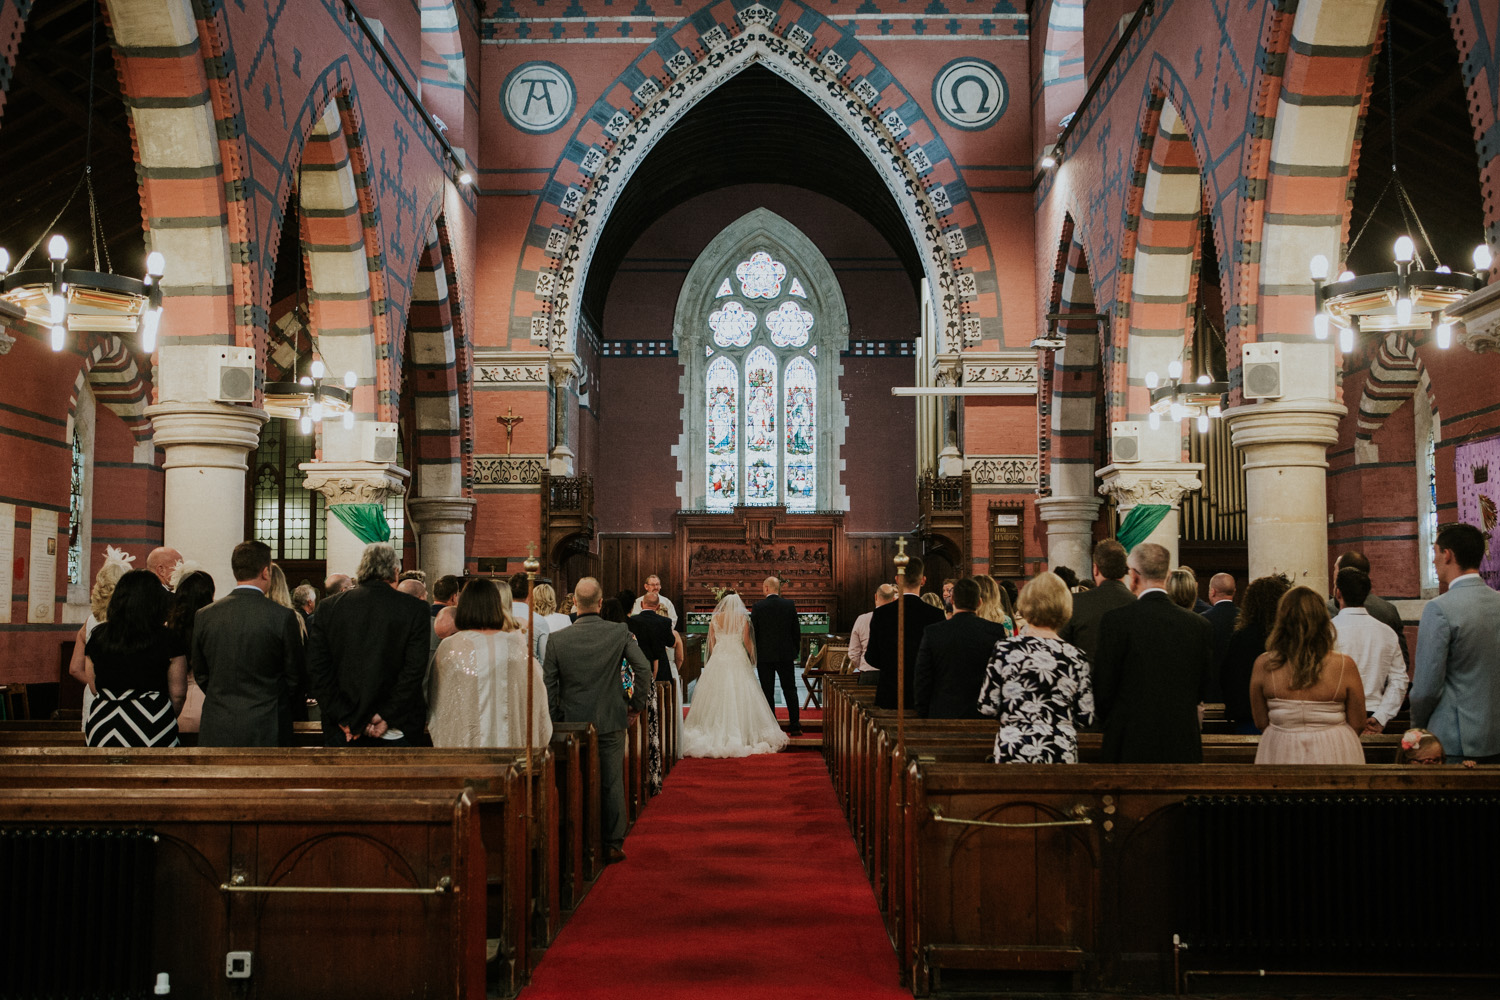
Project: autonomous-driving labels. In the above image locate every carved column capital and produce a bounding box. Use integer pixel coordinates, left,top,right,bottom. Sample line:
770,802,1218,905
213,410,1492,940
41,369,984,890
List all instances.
548,352,580,386
299,461,410,506
407,496,477,534
1034,495,1103,524
1096,463,1204,510
1448,280,1500,354
145,402,268,470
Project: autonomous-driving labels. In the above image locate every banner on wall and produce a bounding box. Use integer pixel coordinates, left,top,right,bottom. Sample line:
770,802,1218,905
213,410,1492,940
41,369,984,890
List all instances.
1455,437,1500,590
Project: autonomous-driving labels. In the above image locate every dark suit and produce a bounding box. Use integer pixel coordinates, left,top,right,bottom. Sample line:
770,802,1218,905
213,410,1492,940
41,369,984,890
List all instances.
751,593,802,731
1200,600,1238,703
306,580,432,746
914,612,1010,719
193,586,304,746
543,613,651,849
627,611,674,679
1094,591,1212,763
1060,579,1136,664
869,594,946,710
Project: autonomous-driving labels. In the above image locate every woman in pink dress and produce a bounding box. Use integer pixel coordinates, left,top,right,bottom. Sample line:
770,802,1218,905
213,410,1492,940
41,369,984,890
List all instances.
1249,586,1366,765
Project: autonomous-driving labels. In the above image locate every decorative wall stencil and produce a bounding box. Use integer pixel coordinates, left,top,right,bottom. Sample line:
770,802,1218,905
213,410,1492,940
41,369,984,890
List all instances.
475,364,547,384
472,456,546,486
968,456,1040,486
1457,438,1500,590
736,251,788,299
932,58,1007,131
964,360,1038,388
501,62,575,134
709,301,756,347
765,301,814,347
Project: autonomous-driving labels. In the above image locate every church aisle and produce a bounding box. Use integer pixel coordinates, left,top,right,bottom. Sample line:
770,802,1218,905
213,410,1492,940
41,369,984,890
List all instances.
520,751,908,1000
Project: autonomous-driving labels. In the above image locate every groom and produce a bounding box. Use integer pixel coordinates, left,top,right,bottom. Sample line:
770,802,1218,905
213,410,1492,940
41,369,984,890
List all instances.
751,576,802,737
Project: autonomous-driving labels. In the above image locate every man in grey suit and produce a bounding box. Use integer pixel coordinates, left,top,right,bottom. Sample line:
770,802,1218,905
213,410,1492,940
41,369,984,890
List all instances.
1412,523,1500,763
543,576,650,862
193,540,305,746
1060,539,1135,664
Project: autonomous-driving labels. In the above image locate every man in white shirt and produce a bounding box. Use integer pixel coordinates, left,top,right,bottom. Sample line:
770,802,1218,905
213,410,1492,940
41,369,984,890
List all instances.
847,584,896,672
1332,566,1407,735
629,574,678,629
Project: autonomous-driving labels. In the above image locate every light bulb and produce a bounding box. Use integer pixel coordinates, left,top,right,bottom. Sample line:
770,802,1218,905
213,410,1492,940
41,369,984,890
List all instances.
0,247,9,273
1338,270,1356,282
299,376,313,387
1197,374,1210,385
141,307,161,352
1437,321,1453,349
1170,402,1186,422
1168,359,1183,380
1473,243,1493,273
1339,327,1354,354
146,251,165,277
1148,411,1161,430
48,294,66,325
1394,235,1415,263
47,234,68,261
1396,296,1413,325
310,359,326,379
344,370,357,389
50,325,65,351
309,401,323,423
1309,254,1329,281
1197,414,1210,434
459,171,474,186
1313,313,1330,340
1145,371,1159,389
300,415,313,435
1436,265,1451,274
1040,150,1057,170
343,410,355,429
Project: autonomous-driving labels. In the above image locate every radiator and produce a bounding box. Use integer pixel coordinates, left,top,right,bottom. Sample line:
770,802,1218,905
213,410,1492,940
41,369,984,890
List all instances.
0,827,157,997
1184,795,1500,971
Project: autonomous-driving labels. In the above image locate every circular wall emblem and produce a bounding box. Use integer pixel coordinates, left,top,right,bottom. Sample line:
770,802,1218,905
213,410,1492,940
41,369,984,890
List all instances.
932,58,1007,131
501,62,575,134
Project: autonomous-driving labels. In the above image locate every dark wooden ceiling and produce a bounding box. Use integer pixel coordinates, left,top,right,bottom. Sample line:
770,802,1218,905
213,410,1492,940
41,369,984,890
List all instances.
0,0,145,278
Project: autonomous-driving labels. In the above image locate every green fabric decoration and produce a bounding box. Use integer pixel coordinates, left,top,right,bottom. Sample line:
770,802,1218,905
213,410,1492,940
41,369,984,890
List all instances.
1116,504,1171,553
330,503,391,544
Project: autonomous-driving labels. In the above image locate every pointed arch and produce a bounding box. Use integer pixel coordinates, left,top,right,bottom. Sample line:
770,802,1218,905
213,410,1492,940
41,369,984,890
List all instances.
674,208,847,512
1356,333,1433,444
519,7,996,356
408,217,474,498
68,337,153,444
419,0,467,148
1044,218,1105,500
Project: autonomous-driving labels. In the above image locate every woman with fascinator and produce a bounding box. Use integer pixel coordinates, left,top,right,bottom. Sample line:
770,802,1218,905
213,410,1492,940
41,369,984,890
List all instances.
681,592,788,758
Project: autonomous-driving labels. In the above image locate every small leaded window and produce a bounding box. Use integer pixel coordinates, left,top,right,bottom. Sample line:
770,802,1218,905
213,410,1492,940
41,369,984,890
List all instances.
67,423,85,586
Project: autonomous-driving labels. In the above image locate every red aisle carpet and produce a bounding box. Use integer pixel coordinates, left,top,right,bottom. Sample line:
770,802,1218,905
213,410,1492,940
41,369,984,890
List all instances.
521,752,909,1000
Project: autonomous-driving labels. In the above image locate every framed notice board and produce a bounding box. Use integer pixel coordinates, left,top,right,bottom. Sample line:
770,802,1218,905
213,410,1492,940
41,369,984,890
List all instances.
988,501,1025,578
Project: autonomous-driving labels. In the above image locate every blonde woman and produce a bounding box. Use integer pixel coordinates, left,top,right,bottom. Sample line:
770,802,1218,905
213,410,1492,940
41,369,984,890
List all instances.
973,574,1015,636
67,546,135,726
267,564,306,639
1166,567,1199,611
531,583,572,634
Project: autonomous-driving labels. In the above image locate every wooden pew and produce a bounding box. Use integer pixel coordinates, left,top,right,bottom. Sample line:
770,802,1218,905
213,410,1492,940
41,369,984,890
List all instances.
553,722,605,895
0,785,489,998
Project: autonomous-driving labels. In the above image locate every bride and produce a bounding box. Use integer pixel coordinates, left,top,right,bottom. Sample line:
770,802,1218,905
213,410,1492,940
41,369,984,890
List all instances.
682,593,789,758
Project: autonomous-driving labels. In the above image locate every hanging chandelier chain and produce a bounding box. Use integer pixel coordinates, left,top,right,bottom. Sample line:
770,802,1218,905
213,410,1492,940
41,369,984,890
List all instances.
11,175,86,271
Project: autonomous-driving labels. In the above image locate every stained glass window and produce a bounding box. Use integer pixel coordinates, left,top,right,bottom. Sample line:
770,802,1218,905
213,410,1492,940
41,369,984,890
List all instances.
706,356,739,509
789,278,807,298
744,346,778,504
736,251,787,298
1424,420,1438,588
766,301,814,348
709,301,756,347
715,278,733,298
67,422,85,586
784,357,816,511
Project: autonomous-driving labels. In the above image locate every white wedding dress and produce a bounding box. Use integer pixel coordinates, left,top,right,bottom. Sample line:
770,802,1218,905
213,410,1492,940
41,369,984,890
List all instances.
681,595,789,758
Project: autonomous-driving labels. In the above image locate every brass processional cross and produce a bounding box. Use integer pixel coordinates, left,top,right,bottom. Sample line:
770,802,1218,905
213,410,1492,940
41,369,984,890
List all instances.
497,407,524,455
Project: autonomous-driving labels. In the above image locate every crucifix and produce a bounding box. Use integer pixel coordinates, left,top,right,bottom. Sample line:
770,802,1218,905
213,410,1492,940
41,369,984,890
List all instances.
497,406,525,455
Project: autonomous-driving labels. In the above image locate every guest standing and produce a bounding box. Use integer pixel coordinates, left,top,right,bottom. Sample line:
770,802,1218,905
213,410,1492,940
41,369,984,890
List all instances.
973,574,1015,635
428,578,550,748
1201,573,1238,702
1326,550,1409,667
977,572,1094,762
630,574,680,630
869,556,946,710
1166,567,1199,610
1411,522,1500,763
627,592,677,791
914,578,1009,719
193,542,305,747
82,570,188,747
532,583,573,634
1331,567,1407,734
1249,586,1365,764
167,570,216,734
1219,574,1292,730
848,584,896,672
1060,539,1135,663
1093,543,1212,763
306,543,433,747
68,546,135,728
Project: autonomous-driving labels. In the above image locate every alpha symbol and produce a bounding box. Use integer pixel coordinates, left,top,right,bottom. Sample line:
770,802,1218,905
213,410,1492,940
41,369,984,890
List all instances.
521,77,557,117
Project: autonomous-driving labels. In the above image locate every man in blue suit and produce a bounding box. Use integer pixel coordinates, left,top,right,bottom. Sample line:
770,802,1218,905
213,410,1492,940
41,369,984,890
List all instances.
1411,522,1500,763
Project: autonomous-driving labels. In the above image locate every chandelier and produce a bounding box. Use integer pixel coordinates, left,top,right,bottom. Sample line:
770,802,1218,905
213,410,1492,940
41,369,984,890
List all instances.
263,359,356,434
1144,360,1228,434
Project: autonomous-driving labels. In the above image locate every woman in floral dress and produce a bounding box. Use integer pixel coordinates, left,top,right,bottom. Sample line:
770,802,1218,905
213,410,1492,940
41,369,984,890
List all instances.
978,571,1095,763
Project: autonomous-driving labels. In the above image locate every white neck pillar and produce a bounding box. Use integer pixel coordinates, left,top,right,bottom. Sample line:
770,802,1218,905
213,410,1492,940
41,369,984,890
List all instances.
300,462,410,579
407,496,476,581
1096,462,1204,567
1034,495,1103,577
144,402,268,596
1223,399,1344,594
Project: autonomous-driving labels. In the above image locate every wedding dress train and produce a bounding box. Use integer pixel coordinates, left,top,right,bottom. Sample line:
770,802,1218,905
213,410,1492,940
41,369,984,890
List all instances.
682,595,788,758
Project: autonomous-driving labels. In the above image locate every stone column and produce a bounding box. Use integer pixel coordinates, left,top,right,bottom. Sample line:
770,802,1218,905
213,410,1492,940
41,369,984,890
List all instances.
300,462,410,579
935,361,964,478
407,496,476,582
1223,400,1345,594
1095,463,1205,567
1034,495,1102,576
145,402,269,596
549,356,576,476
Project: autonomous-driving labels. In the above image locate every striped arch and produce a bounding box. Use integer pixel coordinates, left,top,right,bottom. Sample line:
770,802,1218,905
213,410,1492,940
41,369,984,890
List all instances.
1356,333,1433,442
106,0,250,354
419,1,466,148
1117,98,1204,427
0,1,30,123
1039,0,1086,133
407,219,474,498
297,96,388,456
68,337,154,443
1249,0,1385,342
1045,220,1104,500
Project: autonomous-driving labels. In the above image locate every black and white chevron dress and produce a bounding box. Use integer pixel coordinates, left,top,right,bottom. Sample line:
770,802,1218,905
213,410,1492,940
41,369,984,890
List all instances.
85,688,179,747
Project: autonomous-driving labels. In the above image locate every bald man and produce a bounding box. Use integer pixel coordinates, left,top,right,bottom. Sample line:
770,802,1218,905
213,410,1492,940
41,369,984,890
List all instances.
147,547,183,590
397,578,427,602
1200,573,1238,703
